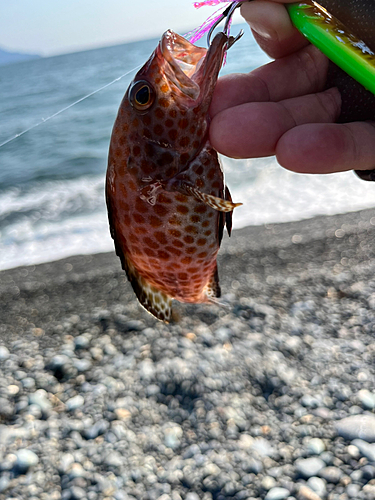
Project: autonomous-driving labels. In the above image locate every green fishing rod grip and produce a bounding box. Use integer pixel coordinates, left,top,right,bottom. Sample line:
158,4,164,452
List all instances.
287,2,375,96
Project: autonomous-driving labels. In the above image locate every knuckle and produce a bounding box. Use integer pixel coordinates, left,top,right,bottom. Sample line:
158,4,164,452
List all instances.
296,45,327,92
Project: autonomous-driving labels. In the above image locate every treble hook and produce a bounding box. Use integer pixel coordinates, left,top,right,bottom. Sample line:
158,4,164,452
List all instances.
207,2,244,47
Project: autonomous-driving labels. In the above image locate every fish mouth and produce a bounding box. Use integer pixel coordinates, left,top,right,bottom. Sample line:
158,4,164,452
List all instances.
159,30,228,101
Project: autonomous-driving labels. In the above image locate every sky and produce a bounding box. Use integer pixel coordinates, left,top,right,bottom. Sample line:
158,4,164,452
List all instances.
0,0,242,56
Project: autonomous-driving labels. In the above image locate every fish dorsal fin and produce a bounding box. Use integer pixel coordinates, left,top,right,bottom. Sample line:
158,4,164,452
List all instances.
185,185,242,213
204,265,221,300
224,185,233,236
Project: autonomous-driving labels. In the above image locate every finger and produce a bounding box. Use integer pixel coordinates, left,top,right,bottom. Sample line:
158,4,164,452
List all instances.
241,1,309,59
276,122,375,173
209,88,341,158
210,44,329,118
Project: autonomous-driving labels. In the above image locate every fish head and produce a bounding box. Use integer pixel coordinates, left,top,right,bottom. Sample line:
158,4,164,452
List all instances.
114,31,229,179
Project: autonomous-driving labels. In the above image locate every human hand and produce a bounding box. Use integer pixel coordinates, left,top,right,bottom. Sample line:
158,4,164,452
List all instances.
209,0,375,175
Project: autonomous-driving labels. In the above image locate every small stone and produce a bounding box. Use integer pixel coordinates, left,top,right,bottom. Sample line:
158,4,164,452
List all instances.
295,457,325,478
146,384,160,397
262,476,276,490
66,395,84,411
0,346,10,360
0,398,14,418
307,477,326,498
114,408,131,421
298,485,322,500
58,453,74,474
357,371,368,382
104,451,123,467
83,420,109,439
320,452,333,465
363,484,375,497
215,326,232,343
238,434,254,449
242,457,263,474
22,377,35,389
164,424,183,450
347,445,360,459
251,437,273,457
346,484,360,499
335,415,375,442
74,335,90,350
357,389,375,410
69,486,86,499
28,390,52,413
361,465,375,480
7,385,19,395
318,466,342,484
68,463,86,479
265,487,290,500
15,449,39,472
74,359,92,372
352,439,375,461
301,395,320,409
185,494,199,500
306,438,325,455
0,475,10,493
350,469,363,482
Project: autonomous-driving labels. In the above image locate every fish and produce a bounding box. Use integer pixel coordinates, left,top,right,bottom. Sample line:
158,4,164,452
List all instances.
106,27,242,322
319,0,375,123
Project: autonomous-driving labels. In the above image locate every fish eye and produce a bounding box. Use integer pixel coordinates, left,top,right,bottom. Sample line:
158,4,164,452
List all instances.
129,81,155,111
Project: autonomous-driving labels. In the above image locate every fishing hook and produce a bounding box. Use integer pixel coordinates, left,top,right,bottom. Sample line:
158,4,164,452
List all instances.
207,2,244,47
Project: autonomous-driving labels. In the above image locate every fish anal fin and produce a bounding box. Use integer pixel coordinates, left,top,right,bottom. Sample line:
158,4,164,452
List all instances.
204,265,221,300
125,260,172,322
106,186,172,323
224,185,234,236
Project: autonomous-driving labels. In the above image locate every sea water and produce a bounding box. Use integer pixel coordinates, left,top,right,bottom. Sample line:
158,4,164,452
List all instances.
1,25,375,271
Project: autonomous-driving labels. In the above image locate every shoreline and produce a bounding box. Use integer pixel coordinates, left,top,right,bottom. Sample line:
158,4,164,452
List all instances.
0,205,374,344
0,206,375,499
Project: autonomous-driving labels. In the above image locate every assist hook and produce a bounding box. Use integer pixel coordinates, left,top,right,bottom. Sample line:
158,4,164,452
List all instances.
207,2,244,47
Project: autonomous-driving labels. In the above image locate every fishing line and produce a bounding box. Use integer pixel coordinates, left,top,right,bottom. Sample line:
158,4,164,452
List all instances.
0,63,142,149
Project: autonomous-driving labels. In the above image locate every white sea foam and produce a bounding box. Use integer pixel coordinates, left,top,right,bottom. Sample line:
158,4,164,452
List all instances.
1,158,375,271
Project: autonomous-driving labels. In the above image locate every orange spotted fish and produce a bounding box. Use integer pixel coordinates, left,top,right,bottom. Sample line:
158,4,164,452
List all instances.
106,18,242,321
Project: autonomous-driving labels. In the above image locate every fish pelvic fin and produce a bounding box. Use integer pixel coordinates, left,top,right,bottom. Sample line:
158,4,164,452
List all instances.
186,185,242,213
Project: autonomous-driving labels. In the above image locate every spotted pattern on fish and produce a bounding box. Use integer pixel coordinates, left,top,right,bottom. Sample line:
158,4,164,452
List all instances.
106,30,240,321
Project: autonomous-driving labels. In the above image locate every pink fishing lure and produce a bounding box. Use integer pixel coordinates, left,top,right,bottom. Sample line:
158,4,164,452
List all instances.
187,0,241,44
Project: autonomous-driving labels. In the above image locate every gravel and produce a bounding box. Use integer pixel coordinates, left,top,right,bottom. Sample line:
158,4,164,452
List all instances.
0,207,375,499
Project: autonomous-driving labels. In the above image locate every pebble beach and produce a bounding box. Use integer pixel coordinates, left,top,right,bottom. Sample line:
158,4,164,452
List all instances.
1,207,375,500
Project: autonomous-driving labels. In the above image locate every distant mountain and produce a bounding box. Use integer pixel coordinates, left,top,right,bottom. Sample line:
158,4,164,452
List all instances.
0,48,41,66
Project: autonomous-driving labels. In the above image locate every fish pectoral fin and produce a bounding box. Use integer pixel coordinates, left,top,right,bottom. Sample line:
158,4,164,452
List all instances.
204,265,221,300
185,185,242,213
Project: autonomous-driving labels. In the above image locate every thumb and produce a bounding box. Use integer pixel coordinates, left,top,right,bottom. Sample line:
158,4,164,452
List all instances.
241,1,309,59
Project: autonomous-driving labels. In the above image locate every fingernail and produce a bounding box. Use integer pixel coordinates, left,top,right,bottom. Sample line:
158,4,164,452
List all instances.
248,21,275,40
